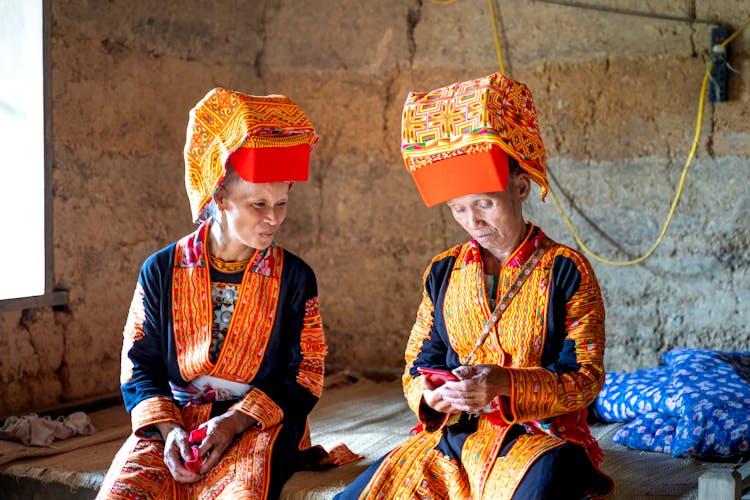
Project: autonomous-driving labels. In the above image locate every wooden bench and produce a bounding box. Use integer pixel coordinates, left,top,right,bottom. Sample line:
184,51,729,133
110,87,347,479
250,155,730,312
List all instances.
699,461,750,500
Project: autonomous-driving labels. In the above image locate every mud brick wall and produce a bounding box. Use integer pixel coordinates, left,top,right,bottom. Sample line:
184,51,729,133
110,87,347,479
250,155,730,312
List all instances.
1,0,748,416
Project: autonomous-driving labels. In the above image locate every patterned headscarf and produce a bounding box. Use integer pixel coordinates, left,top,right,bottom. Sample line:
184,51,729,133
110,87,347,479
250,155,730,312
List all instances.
401,73,548,206
183,87,318,222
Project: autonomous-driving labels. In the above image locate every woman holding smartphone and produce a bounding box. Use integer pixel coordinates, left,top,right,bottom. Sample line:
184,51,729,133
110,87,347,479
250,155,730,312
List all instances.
336,73,614,500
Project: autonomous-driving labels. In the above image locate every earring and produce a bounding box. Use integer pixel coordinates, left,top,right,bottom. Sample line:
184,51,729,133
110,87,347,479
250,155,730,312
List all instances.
213,207,224,230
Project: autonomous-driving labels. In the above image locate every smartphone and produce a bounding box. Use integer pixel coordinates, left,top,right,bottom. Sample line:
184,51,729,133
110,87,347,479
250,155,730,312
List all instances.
417,366,459,386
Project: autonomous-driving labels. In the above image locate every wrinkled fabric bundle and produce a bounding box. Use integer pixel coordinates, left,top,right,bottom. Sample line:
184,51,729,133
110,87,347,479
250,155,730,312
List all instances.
0,411,96,447
594,348,750,459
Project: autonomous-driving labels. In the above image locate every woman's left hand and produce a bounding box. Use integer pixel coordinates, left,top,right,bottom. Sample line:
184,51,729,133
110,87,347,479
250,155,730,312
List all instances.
194,410,257,474
440,364,509,413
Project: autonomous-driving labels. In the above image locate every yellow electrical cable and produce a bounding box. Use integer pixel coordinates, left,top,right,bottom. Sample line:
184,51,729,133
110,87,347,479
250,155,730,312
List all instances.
431,1,748,266
430,0,506,74
548,70,708,266
721,19,750,47
487,0,506,75
546,20,748,266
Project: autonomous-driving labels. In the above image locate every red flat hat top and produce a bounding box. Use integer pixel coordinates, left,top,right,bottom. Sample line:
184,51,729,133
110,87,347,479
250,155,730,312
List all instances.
411,146,509,206
229,143,310,183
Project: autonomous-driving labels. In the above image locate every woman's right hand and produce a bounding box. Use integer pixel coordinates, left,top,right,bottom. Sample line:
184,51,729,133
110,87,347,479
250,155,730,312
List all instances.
156,422,201,483
421,376,458,414
193,410,257,475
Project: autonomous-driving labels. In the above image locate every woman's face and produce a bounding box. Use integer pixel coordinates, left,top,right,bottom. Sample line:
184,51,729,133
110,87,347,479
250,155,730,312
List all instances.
216,181,290,250
446,172,530,250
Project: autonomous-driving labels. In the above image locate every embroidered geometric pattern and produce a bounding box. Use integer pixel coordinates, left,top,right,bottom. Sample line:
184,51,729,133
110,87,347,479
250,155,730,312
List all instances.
211,264,282,382
482,433,565,499
461,424,510,495
178,222,208,268
120,282,146,385
403,287,440,418
361,432,471,499
232,387,284,430
463,232,552,365
97,425,282,499
130,396,183,434
98,435,172,499
171,267,214,381
401,73,549,199
209,254,250,274
507,246,605,424
297,296,326,397
171,222,283,383
235,425,282,498
181,403,211,436
184,87,318,221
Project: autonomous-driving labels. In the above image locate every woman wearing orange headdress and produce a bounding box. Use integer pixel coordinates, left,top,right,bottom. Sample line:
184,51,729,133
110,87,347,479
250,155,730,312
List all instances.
336,74,614,499
97,89,328,499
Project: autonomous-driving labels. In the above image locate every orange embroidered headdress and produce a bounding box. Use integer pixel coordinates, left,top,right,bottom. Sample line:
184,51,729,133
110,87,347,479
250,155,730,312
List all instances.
184,87,318,222
401,73,548,206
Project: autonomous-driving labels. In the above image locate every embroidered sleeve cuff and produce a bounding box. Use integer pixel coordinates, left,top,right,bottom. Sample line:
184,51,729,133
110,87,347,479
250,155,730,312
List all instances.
406,371,455,431
231,387,284,429
131,396,183,435
297,296,327,398
507,367,534,421
418,398,451,432
404,373,425,415
506,367,569,421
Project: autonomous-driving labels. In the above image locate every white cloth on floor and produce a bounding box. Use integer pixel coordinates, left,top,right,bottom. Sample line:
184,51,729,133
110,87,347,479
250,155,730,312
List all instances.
0,412,96,446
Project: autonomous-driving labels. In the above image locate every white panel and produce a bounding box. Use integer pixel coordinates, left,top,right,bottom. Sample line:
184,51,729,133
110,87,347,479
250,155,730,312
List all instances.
0,0,45,300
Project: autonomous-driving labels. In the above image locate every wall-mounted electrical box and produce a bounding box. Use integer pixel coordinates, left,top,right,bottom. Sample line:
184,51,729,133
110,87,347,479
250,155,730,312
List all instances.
709,26,730,102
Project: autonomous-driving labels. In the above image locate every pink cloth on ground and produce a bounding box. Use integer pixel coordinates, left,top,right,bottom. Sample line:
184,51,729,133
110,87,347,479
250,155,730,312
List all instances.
0,412,96,446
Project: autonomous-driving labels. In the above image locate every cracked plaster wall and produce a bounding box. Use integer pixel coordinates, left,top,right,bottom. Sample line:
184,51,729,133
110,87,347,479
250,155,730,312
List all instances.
1,0,748,416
